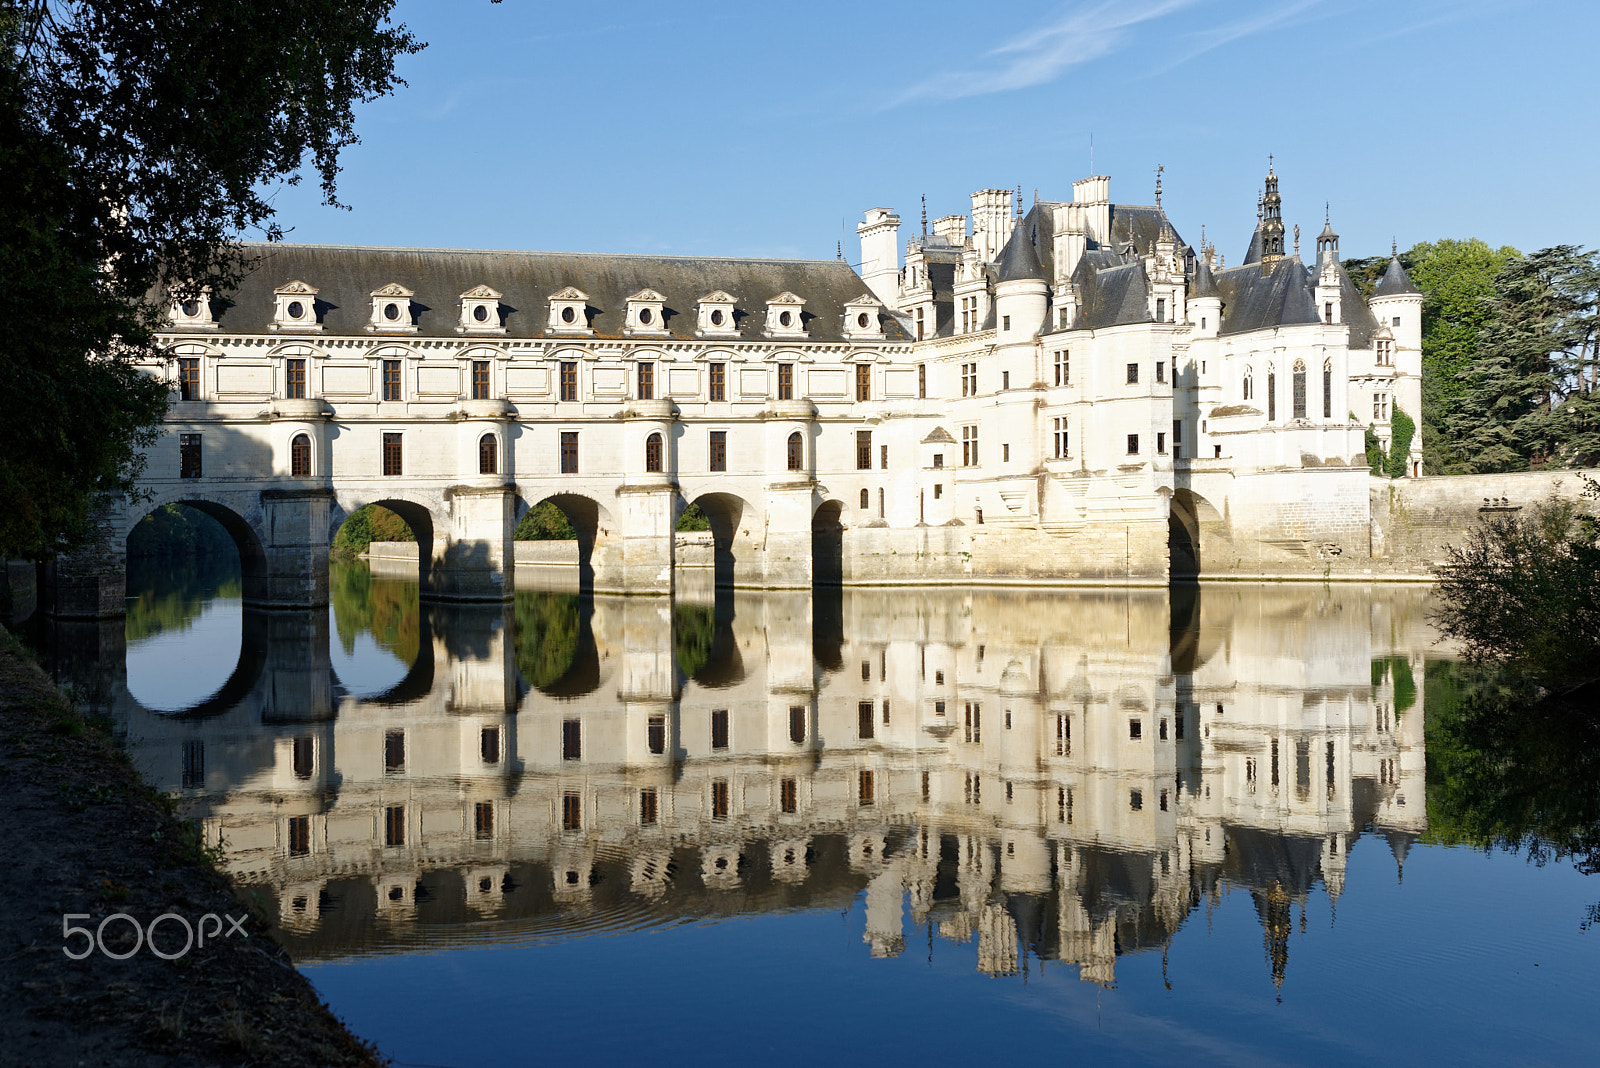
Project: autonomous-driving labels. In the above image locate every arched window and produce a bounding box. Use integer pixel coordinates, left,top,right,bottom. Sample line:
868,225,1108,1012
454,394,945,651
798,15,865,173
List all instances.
478,433,497,475
645,432,663,473
860,488,870,510
1292,359,1307,420
290,433,312,477
1267,367,1277,422
1242,367,1253,402
786,431,803,471
1322,360,1333,419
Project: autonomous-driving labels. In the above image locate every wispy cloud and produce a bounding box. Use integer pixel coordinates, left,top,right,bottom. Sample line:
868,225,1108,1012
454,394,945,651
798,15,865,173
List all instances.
1161,0,1324,70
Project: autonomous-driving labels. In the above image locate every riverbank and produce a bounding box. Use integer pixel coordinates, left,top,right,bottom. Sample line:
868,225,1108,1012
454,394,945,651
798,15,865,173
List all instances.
0,626,385,1068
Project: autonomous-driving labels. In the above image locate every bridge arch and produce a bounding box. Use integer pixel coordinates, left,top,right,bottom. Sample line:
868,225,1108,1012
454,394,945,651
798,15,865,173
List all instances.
811,498,845,587
678,490,756,589
515,490,619,596
330,493,442,588
1169,488,1225,582
127,495,271,605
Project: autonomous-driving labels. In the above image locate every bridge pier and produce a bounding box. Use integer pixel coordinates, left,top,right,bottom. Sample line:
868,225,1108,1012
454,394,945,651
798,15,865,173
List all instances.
258,610,334,723
256,490,334,608
757,480,818,589
425,486,516,602
42,495,127,619
614,484,676,595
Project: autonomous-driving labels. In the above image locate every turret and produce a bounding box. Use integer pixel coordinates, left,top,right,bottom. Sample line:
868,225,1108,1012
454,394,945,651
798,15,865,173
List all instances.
1259,162,1285,264
993,219,1048,340
1314,209,1342,326
856,208,901,309
1188,255,1221,337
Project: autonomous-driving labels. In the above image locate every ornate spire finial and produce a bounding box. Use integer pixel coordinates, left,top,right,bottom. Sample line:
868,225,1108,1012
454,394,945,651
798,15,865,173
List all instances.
1325,201,1330,226
1015,185,1023,219
1155,163,1164,208
1293,224,1300,257
837,240,842,262
920,194,927,236
1257,189,1263,221
1268,152,1274,175
1392,237,1398,257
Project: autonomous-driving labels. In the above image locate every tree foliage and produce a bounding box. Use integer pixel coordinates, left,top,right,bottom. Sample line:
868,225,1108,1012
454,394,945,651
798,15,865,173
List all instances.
332,504,414,556
515,501,576,540
0,1,420,558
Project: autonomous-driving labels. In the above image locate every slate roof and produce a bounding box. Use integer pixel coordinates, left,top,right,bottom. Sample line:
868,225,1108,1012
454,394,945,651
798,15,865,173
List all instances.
1027,201,1186,282
1214,257,1320,336
1371,255,1421,297
1191,258,1219,300
195,243,911,343
1073,260,1153,330
996,220,1045,282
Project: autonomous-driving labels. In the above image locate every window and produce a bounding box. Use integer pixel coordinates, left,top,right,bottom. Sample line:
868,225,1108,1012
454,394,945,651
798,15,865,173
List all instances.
858,701,875,740
560,431,579,473
385,806,406,846
471,360,490,400
914,306,925,340
286,358,306,399
961,363,977,396
787,431,803,471
1159,718,1168,741
789,706,806,745
963,702,980,744
559,361,578,402
382,432,402,476
1126,362,1139,385
481,726,500,764
382,359,402,401
1172,420,1183,459
711,779,729,820
1054,350,1069,386
647,715,665,755
860,489,870,509
182,740,204,788
1377,339,1392,365
856,363,871,401
777,363,793,400
1130,789,1143,812
933,453,943,469
709,362,726,401
639,788,658,825
1156,432,1166,454
933,484,942,498
878,487,885,518
562,718,581,760
780,778,798,813
1001,370,1010,390
708,430,727,472
291,433,312,477
478,433,497,475
1267,370,1277,421
1324,301,1334,324
1155,298,1166,323
1292,360,1307,419
1374,392,1389,420
637,361,654,400
178,357,200,400
1243,368,1253,401
1055,714,1069,756
179,433,202,479
1129,718,1143,740
475,802,494,840
856,430,872,470
1058,786,1073,823
859,769,875,806
961,425,978,466
292,736,314,779
1324,362,1333,419
960,294,978,333
562,793,581,831
384,730,405,774
918,363,926,398
711,709,729,750
1127,433,1139,455
1002,443,1009,461
1156,361,1165,383
1059,307,1070,329
644,432,664,473
878,444,888,471
1053,417,1069,458
288,815,310,856
1002,315,1011,331
1175,713,1185,740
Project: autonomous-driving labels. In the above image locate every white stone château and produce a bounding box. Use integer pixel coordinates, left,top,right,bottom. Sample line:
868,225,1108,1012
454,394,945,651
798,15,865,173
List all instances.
45,164,1424,614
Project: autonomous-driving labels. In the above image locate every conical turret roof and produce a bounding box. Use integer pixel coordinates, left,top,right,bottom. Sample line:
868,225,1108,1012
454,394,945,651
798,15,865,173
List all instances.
996,221,1045,283
1191,257,1219,300
1372,255,1421,297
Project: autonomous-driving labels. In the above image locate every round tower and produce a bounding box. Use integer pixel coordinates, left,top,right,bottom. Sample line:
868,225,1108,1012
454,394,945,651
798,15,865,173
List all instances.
993,220,1048,340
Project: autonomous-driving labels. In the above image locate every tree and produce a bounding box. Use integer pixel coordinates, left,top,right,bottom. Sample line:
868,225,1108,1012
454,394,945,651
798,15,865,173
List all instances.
0,2,421,558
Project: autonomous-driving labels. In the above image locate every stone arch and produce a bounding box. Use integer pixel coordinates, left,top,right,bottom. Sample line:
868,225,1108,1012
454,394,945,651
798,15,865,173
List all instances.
679,491,755,589
330,493,441,589
811,498,845,587
515,490,619,596
126,494,271,605
1169,489,1226,582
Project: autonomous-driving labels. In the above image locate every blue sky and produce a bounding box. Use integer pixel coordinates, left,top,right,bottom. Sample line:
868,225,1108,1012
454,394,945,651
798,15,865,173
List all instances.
266,0,1596,264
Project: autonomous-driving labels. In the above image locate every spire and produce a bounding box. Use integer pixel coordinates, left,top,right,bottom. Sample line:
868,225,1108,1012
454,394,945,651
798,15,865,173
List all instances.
1155,163,1164,208
1015,185,1023,220
1316,206,1340,264
996,218,1044,283
1259,162,1285,264
920,195,927,237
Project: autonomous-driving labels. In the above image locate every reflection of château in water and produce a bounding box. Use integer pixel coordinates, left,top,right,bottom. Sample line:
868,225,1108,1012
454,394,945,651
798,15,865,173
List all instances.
59,580,1434,989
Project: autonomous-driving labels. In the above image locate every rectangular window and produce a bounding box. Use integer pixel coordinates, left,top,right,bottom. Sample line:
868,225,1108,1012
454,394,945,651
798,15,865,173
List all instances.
1173,419,1183,459
856,430,872,470
1374,393,1388,421
1002,443,1010,462
562,718,581,761
914,306,925,340
179,433,202,479
1325,301,1334,324
1059,307,1070,329
858,701,875,740
559,361,578,402
708,430,727,472
1052,417,1069,459
382,359,402,401
182,740,205,788
963,702,981,744
178,357,200,400
709,362,726,401
711,708,729,750
384,730,405,774
1324,367,1333,419
1058,786,1072,824
382,432,402,476
1127,433,1140,455
468,360,489,400
933,484,942,498
293,736,314,779
1002,315,1011,331
789,706,806,745
856,363,871,401
711,779,729,820
637,361,654,400
777,363,793,400
475,801,494,840
1268,373,1277,421
1130,789,1143,811
961,425,978,466
1001,370,1010,390
780,778,798,814
918,363,926,398
1130,718,1143,740
1156,361,1165,383
858,769,875,807
647,714,665,755
1156,298,1166,323
385,805,405,846
1176,713,1186,740
562,793,581,831
639,788,658,825
1126,362,1139,385
1157,432,1167,454
560,431,579,473
961,363,977,396
288,815,311,856
480,726,500,765
286,358,306,399
1054,351,1069,386
1055,714,1070,756
880,444,888,470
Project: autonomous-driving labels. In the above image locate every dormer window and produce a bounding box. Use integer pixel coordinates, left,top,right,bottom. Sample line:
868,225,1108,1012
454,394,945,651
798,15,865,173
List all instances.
764,292,807,338
547,286,592,334
624,288,670,335
458,285,504,334
697,291,738,336
168,288,217,329
272,280,322,332
842,293,885,339
369,283,417,334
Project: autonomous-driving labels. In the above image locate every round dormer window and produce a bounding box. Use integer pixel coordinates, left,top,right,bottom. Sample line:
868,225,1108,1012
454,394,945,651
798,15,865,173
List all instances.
287,300,305,319
639,307,653,325
473,304,489,322
857,312,870,328
779,310,793,327
383,302,400,321
710,309,724,326
181,299,200,317
561,306,576,324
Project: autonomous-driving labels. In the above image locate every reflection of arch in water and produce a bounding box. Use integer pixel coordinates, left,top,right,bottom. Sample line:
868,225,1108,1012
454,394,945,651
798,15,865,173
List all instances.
128,497,268,605
516,590,602,698
516,492,617,596
1169,584,1203,676
679,492,754,588
674,597,744,689
149,609,271,719
1168,489,1224,582
812,499,844,587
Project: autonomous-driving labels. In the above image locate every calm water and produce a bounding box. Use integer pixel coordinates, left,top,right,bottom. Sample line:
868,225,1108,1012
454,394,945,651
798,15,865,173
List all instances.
39,559,1600,1066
